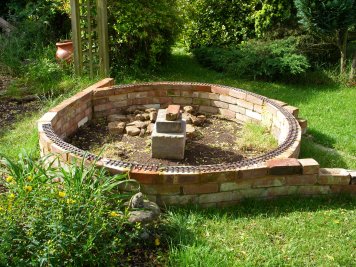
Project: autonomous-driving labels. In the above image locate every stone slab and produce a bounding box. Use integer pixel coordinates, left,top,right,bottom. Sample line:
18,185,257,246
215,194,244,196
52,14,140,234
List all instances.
151,121,186,160
155,109,183,133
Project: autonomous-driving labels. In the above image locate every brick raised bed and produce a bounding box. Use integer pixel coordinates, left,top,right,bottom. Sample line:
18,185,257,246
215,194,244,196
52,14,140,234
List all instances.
38,79,355,207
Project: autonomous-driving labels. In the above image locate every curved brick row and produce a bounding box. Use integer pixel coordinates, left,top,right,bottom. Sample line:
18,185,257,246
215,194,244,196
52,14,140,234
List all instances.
37,79,355,206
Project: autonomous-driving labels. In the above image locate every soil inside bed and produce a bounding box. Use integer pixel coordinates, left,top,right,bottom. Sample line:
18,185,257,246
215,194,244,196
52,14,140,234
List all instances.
67,115,274,166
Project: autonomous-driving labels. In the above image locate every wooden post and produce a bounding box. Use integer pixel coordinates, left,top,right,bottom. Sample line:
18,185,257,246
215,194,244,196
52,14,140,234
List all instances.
70,0,83,76
96,0,110,77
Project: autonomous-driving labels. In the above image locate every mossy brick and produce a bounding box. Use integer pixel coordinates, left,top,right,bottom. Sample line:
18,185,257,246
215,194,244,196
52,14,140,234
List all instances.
220,181,251,191
298,158,319,174
167,89,181,96
198,191,238,204
330,185,356,194
318,168,350,185
199,105,219,114
267,158,302,175
297,185,331,195
200,171,238,183
172,97,193,105
238,166,268,179
265,186,298,197
129,171,163,184
193,98,211,106
183,183,219,194
286,174,317,185
109,94,128,101
159,195,198,205
141,184,181,195
252,176,286,188
162,174,200,184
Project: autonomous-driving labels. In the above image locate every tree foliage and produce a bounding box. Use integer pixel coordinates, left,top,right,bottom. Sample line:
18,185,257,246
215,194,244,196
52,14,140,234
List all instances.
108,0,181,70
295,0,356,73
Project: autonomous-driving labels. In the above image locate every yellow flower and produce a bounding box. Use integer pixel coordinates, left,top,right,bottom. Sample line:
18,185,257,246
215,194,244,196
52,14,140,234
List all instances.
58,191,66,198
66,198,76,204
8,193,15,199
6,176,13,183
27,176,33,182
154,237,160,246
24,185,33,192
109,211,120,217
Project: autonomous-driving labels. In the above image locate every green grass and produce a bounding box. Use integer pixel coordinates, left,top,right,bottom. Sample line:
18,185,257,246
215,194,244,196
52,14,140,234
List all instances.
236,122,278,153
163,195,356,266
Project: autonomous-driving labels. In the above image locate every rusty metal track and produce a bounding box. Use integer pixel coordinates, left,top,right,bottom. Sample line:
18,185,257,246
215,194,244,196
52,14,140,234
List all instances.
42,82,300,173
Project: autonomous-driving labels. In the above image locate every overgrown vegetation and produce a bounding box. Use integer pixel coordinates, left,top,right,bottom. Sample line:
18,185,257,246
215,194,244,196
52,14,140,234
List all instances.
236,122,278,153
108,0,181,70
194,37,310,79
0,153,158,266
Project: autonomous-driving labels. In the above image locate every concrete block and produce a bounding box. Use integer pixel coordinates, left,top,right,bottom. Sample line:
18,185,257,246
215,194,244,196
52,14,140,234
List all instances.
155,109,183,133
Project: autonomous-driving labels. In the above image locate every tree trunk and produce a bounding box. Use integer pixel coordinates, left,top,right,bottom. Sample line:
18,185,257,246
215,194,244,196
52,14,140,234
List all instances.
337,29,348,74
350,51,356,82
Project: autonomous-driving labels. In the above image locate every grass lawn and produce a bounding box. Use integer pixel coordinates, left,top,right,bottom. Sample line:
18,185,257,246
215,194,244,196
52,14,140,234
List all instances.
163,195,356,266
0,46,355,266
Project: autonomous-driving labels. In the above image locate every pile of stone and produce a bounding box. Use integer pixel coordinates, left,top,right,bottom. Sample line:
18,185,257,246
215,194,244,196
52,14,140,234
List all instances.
107,105,207,138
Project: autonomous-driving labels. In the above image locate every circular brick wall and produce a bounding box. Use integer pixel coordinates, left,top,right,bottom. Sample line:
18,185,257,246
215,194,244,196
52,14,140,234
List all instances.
40,80,355,207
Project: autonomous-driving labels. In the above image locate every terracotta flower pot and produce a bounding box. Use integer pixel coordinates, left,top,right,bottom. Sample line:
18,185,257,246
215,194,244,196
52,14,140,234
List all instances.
55,40,73,63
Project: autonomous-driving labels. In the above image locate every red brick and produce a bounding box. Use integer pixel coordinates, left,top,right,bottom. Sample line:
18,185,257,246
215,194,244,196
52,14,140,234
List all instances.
298,158,319,174
211,86,230,95
200,171,238,183
193,84,211,92
267,158,302,175
129,170,163,184
183,183,219,194
163,174,200,184
239,166,268,179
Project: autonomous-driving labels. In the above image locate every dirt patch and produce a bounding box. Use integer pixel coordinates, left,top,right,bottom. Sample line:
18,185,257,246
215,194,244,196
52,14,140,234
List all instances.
68,115,275,166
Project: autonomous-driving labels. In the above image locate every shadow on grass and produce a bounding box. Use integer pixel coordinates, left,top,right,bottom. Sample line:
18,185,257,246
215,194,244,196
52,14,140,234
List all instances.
165,194,356,222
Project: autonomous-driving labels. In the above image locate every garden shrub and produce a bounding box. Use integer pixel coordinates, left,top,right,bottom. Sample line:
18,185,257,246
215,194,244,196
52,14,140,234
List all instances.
194,37,310,80
0,153,153,266
108,0,181,70
178,0,297,49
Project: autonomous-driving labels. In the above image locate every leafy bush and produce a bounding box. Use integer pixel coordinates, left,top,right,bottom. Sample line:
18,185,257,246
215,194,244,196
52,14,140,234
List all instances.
178,0,297,49
108,0,181,70
194,37,310,80
0,153,150,266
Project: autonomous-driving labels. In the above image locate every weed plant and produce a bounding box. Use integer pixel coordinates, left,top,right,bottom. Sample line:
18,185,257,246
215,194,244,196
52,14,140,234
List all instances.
0,153,147,266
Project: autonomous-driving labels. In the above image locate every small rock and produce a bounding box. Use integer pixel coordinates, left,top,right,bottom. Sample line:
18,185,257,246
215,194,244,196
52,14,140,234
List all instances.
182,113,192,124
149,111,158,122
186,124,196,138
166,105,180,121
126,126,141,136
128,200,161,224
129,192,144,208
192,114,206,126
183,106,194,114
134,109,143,115
145,108,157,113
127,120,149,129
146,123,155,134
139,128,146,137
142,113,150,121
135,113,145,121
108,121,126,134
107,114,128,122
